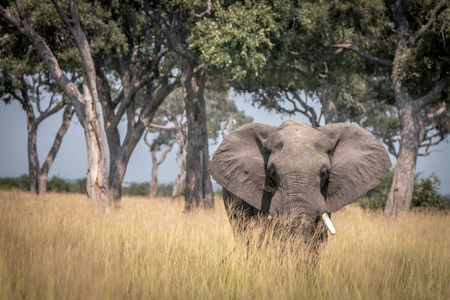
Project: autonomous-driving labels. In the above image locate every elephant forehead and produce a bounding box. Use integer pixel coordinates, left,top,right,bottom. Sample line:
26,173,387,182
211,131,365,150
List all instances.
275,126,333,152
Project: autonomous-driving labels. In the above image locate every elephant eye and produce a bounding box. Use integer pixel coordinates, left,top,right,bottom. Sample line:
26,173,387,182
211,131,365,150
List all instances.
269,167,276,178
320,168,329,179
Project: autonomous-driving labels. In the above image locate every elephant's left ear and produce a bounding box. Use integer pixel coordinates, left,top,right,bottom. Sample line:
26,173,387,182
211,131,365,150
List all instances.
318,123,392,212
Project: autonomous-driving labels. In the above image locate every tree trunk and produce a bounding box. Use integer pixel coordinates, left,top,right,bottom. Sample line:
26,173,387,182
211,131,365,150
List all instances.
109,122,146,201
81,83,111,207
180,60,214,210
27,121,39,194
172,147,186,197
37,173,47,194
37,105,74,195
384,93,421,217
149,149,158,198
317,79,346,125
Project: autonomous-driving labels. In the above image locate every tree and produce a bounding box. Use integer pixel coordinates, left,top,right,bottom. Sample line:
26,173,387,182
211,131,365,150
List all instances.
330,0,449,217
146,88,253,198
135,0,279,210
134,0,215,210
144,129,176,198
92,1,178,201
0,67,73,194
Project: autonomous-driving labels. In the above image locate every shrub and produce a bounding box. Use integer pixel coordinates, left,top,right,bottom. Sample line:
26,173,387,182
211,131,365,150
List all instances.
0,174,29,191
412,174,445,210
123,183,150,196
47,176,72,193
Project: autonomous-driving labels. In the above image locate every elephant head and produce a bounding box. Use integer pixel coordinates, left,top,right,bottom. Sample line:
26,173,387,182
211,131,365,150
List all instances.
208,121,391,235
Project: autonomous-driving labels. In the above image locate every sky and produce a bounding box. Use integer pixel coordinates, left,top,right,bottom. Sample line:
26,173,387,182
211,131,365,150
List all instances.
1,94,449,195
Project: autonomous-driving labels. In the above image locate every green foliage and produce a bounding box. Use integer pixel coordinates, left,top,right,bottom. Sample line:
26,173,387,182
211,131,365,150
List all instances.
358,171,447,211
412,174,446,210
72,178,87,195
156,183,175,198
47,176,72,193
191,0,282,81
122,183,174,197
0,174,30,190
122,183,150,197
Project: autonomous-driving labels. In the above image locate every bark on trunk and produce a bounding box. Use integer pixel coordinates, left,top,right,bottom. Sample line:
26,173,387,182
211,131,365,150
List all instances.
37,174,47,194
81,83,111,208
384,93,421,217
38,105,74,194
317,79,347,125
109,122,146,201
172,147,186,197
180,60,214,210
149,149,159,198
27,120,39,194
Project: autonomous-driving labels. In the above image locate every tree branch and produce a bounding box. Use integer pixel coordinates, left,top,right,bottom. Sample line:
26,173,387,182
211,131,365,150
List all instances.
416,74,449,106
156,140,175,165
427,102,447,119
195,0,211,18
40,105,74,175
329,44,393,67
0,1,86,119
265,65,309,77
148,123,178,131
50,0,72,26
411,0,448,44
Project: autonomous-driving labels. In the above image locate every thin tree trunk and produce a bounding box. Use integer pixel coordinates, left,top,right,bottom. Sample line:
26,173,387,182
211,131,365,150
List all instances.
317,79,346,124
149,149,158,198
37,105,74,194
172,147,186,197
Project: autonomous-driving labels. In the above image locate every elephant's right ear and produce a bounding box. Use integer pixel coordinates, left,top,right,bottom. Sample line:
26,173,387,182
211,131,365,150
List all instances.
208,123,277,210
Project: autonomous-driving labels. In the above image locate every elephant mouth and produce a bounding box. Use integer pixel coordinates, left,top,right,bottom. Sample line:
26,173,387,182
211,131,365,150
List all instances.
269,209,336,236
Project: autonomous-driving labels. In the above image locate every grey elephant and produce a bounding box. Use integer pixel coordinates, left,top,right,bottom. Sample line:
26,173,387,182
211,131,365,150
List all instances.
208,121,391,242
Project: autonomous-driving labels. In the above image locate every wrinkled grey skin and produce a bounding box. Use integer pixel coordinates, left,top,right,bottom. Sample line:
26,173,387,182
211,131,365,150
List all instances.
208,121,391,243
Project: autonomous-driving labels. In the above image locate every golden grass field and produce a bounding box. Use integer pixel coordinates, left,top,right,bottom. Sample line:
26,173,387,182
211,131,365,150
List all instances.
0,190,449,300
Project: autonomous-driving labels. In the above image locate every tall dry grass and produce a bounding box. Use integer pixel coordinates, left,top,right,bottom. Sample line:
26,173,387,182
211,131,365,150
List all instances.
0,189,448,299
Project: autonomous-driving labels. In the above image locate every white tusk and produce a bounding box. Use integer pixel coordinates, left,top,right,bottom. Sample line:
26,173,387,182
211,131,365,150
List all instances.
321,213,336,235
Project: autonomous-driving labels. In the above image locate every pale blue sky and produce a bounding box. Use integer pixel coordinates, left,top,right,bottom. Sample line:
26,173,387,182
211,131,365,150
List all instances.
1,94,449,194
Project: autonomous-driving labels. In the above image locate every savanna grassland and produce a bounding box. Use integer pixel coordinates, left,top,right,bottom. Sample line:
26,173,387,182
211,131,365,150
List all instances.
0,190,449,300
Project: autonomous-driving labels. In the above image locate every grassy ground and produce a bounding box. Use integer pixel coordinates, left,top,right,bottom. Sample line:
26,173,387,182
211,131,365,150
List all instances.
0,190,448,299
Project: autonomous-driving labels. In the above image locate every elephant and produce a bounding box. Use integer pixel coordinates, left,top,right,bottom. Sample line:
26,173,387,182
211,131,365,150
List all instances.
208,120,391,244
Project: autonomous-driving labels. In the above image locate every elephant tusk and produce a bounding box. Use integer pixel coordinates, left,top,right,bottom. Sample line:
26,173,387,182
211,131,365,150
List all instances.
321,213,336,235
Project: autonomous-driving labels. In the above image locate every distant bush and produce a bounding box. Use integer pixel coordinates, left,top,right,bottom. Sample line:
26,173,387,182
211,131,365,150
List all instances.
157,183,174,197
123,183,150,196
72,178,87,195
47,176,72,193
0,174,30,190
358,170,447,211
